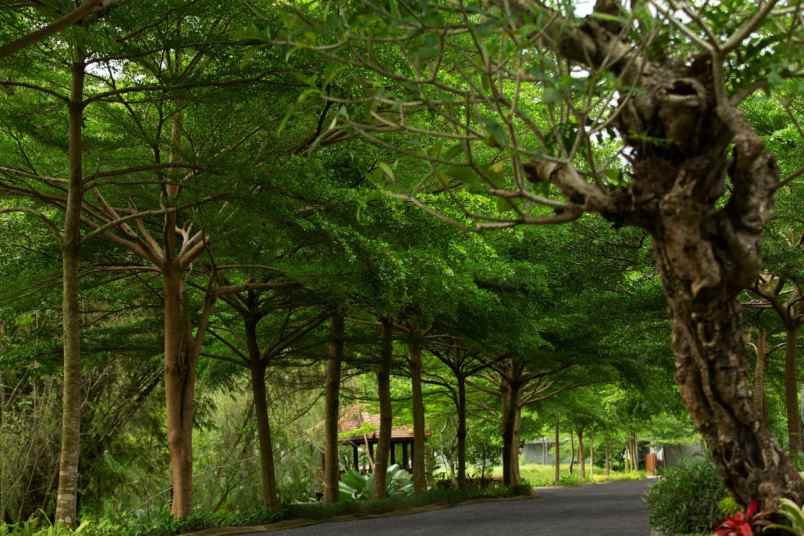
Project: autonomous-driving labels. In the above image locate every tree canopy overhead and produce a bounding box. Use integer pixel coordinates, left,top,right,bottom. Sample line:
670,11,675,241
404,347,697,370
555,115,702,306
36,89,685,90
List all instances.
0,0,802,531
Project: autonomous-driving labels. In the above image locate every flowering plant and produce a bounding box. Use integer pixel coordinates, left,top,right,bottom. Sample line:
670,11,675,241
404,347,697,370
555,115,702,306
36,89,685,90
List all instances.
715,500,760,536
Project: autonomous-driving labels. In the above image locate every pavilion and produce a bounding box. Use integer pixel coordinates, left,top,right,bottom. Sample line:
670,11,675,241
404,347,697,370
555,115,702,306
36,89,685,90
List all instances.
338,405,427,473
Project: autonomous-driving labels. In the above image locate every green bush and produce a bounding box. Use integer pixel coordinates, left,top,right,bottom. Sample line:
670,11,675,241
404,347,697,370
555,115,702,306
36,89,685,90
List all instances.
645,459,726,535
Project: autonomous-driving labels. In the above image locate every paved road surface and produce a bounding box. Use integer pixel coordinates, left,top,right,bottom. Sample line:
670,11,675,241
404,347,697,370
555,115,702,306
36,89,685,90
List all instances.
245,479,652,536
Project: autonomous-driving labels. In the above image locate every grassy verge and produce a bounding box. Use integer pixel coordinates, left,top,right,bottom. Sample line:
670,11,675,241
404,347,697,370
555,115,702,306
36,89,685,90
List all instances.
0,485,532,536
488,464,646,487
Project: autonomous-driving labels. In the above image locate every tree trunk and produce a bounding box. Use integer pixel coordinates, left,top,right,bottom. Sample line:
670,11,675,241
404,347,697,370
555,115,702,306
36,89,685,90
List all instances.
753,329,769,426
501,381,520,486
373,318,393,499
456,376,467,487
785,326,801,464
589,430,594,478
245,317,280,511
323,313,344,503
55,49,84,528
408,340,427,494
648,143,803,501
511,406,521,485
578,429,585,479
569,430,575,475
164,267,197,519
554,417,560,484
605,442,611,477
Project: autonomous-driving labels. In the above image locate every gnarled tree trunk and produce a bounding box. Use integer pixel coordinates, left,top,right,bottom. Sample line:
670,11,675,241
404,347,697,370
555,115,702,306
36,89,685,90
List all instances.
517,0,803,504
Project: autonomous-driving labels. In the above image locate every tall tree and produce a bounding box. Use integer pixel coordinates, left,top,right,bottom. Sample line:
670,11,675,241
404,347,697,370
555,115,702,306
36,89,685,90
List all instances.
287,0,804,503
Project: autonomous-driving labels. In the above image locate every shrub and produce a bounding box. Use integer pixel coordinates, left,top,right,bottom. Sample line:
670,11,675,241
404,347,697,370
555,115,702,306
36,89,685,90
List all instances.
338,464,414,501
645,459,727,535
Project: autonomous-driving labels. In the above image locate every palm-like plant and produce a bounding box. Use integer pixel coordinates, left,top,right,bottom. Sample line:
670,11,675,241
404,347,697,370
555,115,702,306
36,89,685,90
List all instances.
763,498,804,535
338,464,414,501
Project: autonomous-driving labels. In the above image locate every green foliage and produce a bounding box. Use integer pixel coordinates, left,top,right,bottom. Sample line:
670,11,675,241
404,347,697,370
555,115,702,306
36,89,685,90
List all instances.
645,460,727,534
338,464,414,501
0,485,529,536
719,496,742,518
765,498,804,535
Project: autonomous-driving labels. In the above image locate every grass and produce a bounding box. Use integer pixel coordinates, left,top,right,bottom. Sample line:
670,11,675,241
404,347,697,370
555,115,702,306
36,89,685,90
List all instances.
488,464,646,488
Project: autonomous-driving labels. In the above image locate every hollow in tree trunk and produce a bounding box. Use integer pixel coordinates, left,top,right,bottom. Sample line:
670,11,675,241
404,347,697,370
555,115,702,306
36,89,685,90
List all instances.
55,49,84,528
323,313,344,503
408,340,427,494
373,318,393,499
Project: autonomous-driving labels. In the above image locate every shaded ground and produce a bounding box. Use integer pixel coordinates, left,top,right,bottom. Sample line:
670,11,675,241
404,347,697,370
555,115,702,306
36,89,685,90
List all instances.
244,479,652,536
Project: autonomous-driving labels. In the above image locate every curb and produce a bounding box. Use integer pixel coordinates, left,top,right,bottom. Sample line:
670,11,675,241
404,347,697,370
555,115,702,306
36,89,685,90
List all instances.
182,494,537,536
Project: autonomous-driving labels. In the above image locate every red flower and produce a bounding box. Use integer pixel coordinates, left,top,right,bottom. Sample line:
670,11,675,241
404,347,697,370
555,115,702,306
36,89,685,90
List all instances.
715,500,760,536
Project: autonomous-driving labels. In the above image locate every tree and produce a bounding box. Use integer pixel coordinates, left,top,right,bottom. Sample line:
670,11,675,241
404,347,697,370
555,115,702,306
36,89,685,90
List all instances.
285,0,804,504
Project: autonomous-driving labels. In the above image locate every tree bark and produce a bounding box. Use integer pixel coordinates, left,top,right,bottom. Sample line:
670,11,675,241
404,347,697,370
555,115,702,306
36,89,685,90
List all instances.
511,406,521,485
659,248,801,501
605,442,611,477
501,381,520,486
589,430,594,478
55,48,84,528
785,326,801,464
578,429,586,480
245,318,280,511
515,0,803,504
554,417,560,484
373,318,393,499
456,375,467,487
569,430,575,475
164,268,197,519
753,329,769,426
408,340,427,494
323,313,344,503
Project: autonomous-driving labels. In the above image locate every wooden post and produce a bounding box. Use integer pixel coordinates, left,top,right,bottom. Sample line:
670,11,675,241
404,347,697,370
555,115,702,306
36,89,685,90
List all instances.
390,442,397,466
402,442,410,470
353,444,359,471
369,441,375,471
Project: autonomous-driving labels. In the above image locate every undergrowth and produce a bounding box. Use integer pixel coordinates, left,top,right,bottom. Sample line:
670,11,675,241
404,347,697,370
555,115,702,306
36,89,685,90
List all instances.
0,485,531,536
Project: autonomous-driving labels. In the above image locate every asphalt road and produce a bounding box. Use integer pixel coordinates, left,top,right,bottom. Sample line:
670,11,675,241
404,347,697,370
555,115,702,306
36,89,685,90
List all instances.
245,479,652,536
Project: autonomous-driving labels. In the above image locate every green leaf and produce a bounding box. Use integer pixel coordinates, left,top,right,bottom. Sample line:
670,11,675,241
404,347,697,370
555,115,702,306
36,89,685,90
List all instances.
482,117,508,148
378,162,396,181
